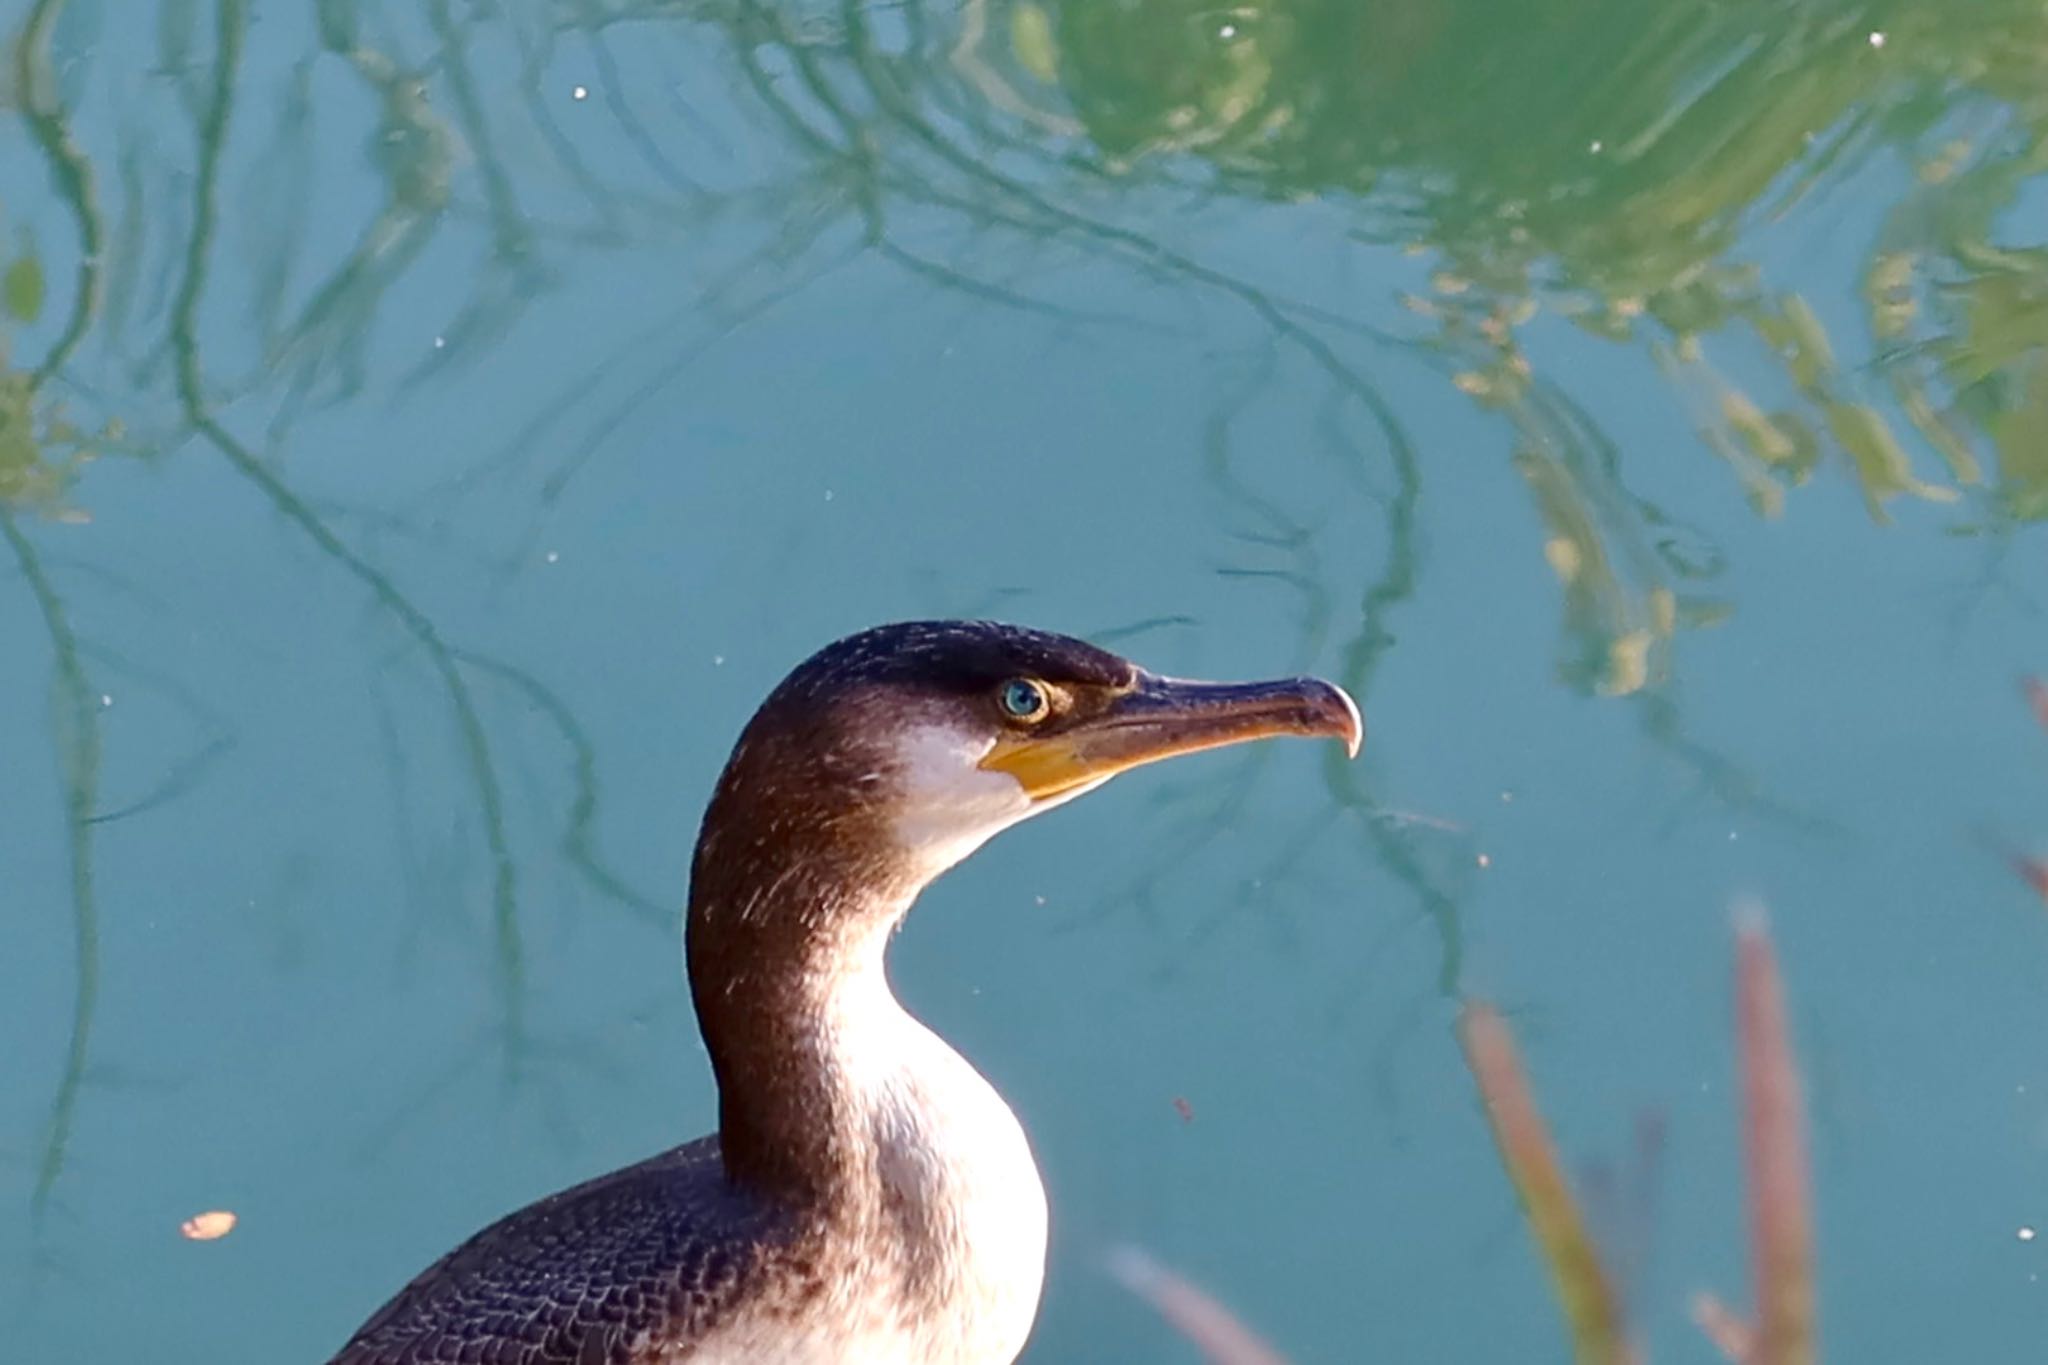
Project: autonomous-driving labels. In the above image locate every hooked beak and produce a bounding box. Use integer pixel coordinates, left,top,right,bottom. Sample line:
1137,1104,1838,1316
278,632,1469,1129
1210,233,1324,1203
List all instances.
978,671,1363,802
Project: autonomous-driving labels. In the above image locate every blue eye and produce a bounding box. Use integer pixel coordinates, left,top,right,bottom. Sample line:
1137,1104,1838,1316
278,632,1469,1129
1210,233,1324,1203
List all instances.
999,678,1050,721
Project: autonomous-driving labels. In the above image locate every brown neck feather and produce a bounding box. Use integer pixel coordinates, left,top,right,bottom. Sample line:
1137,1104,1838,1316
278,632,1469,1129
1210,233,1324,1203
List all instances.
684,740,918,1204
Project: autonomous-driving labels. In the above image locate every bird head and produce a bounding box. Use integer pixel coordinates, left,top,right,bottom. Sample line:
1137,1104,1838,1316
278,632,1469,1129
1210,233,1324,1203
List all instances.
694,621,1362,905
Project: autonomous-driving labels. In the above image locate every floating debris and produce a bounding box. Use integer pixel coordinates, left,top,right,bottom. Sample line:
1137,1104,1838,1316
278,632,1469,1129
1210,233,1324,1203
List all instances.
180,1210,237,1241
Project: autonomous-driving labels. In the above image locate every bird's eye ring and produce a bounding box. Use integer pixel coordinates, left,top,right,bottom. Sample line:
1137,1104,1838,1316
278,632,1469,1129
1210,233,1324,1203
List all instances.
998,678,1050,722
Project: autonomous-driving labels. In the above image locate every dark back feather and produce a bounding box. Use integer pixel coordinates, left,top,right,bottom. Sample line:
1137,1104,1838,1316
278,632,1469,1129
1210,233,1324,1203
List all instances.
328,1139,806,1364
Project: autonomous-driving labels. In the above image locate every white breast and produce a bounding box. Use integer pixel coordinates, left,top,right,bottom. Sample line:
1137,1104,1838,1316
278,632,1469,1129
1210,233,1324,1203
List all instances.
866,1006,1050,1363
680,953,1049,1365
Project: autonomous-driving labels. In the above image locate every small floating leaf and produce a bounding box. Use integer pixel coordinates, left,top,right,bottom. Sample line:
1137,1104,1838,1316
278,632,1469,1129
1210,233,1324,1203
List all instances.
180,1209,237,1241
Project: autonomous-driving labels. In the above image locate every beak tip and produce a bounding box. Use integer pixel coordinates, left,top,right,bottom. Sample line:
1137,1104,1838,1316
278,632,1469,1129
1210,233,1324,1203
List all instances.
1336,686,1365,759
1306,678,1364,759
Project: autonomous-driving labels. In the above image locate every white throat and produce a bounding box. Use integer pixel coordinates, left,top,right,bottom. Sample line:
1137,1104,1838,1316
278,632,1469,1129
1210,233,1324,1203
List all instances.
885,722,1108,885
886,726,1034,881
805,925,1050,1364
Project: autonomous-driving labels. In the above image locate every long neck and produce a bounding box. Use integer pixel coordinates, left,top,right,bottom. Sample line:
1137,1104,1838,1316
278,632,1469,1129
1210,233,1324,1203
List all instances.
686,826,920,1203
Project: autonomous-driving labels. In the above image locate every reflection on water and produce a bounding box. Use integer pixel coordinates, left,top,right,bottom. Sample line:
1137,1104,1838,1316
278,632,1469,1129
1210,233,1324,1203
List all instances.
4,0,2047,1359
1061,0,2047,506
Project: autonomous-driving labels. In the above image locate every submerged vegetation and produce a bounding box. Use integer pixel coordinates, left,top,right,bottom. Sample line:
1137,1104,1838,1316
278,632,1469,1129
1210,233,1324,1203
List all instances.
1120,910,1818,1365
1462,911,1817,1365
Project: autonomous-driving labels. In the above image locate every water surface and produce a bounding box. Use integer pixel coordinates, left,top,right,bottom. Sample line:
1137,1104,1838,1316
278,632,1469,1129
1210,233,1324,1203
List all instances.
4,1,2047,1359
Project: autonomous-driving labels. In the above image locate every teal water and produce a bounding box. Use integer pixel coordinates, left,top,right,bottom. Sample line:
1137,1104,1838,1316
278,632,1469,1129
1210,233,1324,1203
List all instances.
4,1,2047,1359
